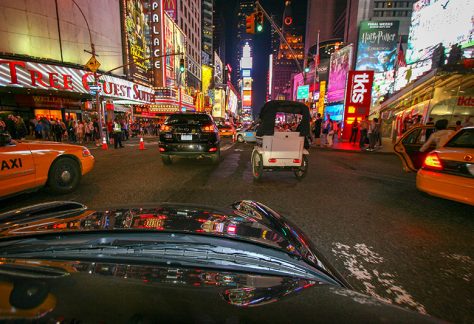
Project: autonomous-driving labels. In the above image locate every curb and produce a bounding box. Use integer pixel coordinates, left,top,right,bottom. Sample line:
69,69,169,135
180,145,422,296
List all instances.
311,146,395,155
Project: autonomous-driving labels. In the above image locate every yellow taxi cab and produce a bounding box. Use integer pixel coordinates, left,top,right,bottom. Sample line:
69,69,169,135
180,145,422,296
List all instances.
394,126,474,206
0,133,95,198
218,124,236,138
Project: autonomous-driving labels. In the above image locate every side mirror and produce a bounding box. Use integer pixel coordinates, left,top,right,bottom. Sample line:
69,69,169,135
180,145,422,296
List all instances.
0,133,12,147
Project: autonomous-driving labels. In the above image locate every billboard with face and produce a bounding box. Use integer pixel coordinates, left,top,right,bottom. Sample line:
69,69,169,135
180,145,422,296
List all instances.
327,45,353,103
355,21,399,73
123,0,151,84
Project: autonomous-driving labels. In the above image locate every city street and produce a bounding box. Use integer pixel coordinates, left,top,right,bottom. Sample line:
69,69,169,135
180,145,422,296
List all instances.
1,137,472,323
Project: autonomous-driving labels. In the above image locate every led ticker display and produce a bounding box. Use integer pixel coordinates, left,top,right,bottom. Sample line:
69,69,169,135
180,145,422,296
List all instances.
407,0,474,64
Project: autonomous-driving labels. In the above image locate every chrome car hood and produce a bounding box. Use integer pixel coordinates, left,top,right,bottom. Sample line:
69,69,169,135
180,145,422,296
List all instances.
0,200,348,287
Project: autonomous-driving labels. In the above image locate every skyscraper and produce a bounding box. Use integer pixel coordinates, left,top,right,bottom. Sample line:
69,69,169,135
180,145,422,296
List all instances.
270,0,304,101
202,0,214,65
233,0,255,86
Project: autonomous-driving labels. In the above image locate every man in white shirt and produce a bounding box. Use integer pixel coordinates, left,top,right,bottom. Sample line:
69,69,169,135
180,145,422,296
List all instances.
420,119,454,152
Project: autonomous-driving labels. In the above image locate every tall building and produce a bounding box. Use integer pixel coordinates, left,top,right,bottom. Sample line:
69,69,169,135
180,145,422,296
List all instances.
202,0,214,65
174,0,202,90
233,0,255,86
270,1,304,101
212,6,226,63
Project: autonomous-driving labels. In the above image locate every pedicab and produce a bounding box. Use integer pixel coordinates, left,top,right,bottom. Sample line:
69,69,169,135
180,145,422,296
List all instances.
251,100,311,180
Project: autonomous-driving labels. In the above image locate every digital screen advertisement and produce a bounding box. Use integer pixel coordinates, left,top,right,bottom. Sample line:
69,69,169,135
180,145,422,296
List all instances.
327,45,353,103
407,0,474,64
356,21,399,72
324,104,344,121
123,0,151,84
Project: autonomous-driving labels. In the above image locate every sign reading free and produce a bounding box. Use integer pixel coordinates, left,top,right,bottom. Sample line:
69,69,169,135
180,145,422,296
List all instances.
297,85,310,100
0,59,155,103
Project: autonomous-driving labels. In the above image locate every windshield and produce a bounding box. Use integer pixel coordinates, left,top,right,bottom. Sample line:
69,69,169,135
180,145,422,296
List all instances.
445,128,474,148
166,114,213,125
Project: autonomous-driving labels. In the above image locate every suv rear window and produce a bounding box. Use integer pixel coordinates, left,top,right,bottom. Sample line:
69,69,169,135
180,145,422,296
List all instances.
445,128,474,148
165,114,212,125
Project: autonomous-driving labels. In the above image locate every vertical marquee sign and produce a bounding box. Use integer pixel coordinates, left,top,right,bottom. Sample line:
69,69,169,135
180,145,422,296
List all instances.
151,0,165,87
342,70,374,140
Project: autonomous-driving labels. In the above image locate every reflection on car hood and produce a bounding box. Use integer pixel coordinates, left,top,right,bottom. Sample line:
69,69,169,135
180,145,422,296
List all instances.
0,258,437,323
0,201,332,275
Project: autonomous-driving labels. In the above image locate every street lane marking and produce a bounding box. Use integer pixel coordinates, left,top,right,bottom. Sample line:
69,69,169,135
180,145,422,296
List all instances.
221,143,235,151
332,242,427,314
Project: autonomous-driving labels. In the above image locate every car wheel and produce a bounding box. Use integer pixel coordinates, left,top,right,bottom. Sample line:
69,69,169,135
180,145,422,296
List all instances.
47,157,81,194
294,155,309,180
252,151,263,181
237,135,244,143
161,155,172,165
210,148,221,164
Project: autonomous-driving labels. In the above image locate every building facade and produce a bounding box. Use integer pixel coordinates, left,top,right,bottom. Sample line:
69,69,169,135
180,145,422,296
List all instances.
201,0,214,65
233,0,255,86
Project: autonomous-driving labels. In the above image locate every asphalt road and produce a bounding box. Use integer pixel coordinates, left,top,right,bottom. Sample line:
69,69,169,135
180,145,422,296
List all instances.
1,137,473,323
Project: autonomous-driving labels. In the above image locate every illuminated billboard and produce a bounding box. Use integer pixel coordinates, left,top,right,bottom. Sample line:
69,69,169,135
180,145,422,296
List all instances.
202,65,213,94
163,13,186,88
407,0,474,64
212,89,226,118
123,0,151,84
356,21,399,73
227,89,238,115
214,53,224,85
327,45,353,103
297,85,309,100
243,90,252,107
242,77,252,90
163,0,177,20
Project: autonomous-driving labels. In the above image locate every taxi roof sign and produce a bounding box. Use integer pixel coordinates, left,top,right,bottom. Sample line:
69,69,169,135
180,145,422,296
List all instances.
85,56,101,72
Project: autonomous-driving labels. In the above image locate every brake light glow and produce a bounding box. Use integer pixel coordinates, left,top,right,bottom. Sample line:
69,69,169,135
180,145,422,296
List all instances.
423,152,443,171
268,158,277,163
201,125,214,132
293,159,301,164
161,125,172,132
227,224,237,234
159,147,165,152
209,147,218,152
82,148,92,157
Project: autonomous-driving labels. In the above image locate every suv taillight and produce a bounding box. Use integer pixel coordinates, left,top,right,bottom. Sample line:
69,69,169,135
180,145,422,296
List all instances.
423,152,443,171
201,125,215,132
161,125,172,132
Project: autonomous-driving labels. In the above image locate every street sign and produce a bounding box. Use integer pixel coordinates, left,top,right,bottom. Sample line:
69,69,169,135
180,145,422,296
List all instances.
85,56,101,72
297,85,310,100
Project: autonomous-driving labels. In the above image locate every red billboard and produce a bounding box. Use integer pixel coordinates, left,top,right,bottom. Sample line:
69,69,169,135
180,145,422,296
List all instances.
343,70,374,140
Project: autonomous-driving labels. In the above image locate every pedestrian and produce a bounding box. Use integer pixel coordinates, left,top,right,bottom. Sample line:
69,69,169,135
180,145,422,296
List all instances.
455,120,462,131
54,118,63,142
461,116,473,128
313,113,322,146
15,116,28,139
93,118,101,146
6,115,17,139
324,115,334,147
76,120,84,144
0,117,6,134
425,117,435,140
34,120,43,139
359,116,369,150
420,119,454,152
113,118,124,149
367,118,380,151
349,118,359,144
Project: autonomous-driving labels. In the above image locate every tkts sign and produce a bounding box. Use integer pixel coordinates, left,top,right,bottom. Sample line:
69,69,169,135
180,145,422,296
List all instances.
344,70,374,115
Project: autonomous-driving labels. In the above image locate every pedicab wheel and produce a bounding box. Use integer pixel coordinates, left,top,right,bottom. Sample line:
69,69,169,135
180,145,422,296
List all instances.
294,155,308,180
252,151,263,180
237,135,244,143
161,155,172,165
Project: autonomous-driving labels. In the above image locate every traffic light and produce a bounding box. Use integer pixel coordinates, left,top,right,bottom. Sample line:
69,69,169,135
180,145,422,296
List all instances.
245,13,255,34
255,10,264,32
179,58,185,73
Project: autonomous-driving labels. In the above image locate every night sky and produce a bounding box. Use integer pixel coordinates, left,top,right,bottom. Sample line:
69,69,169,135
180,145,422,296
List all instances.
215,0,307,116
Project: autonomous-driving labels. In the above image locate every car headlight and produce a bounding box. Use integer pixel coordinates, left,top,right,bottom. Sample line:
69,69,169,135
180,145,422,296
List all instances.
82,148,92,157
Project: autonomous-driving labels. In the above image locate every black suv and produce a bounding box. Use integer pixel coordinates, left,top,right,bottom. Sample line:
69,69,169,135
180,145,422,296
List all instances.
159,113,220,164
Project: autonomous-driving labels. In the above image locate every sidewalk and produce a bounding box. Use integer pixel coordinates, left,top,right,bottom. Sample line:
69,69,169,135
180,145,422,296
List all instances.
312,137,395,154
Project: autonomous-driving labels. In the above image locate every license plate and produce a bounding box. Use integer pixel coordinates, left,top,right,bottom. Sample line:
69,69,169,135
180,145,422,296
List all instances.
181,134,192,141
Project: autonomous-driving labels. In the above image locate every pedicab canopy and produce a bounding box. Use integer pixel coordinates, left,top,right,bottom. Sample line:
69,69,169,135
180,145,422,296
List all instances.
256,100,311,137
